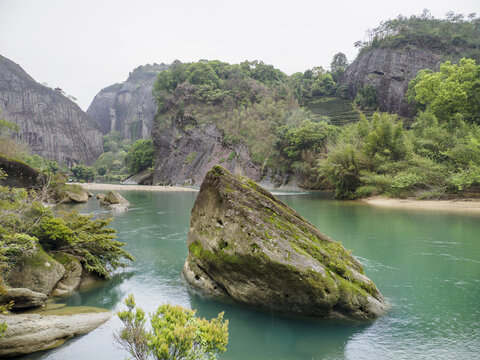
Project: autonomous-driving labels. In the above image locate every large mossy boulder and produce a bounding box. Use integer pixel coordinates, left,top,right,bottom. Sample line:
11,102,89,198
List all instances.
5,247,65,296
0,156,47,190
183,166,387,320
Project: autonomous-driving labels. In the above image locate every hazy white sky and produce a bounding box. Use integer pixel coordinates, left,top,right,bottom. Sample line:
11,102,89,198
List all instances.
0,0,478,110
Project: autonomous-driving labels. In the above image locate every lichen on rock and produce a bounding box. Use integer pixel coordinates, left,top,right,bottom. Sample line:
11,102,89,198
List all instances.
183,165,387,320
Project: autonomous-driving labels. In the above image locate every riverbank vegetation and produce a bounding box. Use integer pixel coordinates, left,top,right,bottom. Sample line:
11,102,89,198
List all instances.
317,58,480,199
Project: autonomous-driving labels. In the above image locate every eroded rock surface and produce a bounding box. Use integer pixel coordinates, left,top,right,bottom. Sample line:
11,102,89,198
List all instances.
0,310,112,357
6,248,65,296
0,288,47,309
87,63,168,140
0,54,103,166
152,123,263,186
51,255,83,297
183,166,387,319
341,48,444,117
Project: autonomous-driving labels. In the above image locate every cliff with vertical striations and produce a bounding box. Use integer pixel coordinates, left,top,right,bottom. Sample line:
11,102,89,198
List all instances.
87,63,168,140
0,55,103,166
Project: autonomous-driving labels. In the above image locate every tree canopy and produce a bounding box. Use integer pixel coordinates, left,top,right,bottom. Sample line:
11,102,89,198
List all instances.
116,294,229,360
407,58,480,124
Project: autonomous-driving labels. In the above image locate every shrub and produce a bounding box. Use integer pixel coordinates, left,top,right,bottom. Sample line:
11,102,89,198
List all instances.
115,294,229,360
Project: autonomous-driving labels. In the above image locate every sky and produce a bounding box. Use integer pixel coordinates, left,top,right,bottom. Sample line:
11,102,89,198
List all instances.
0,0,478,110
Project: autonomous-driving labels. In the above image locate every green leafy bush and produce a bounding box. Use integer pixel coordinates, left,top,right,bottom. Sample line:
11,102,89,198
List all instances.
115,294,229,360
125,139,154,174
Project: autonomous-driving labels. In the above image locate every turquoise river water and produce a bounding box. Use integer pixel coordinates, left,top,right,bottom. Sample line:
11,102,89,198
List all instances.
22,191,480,360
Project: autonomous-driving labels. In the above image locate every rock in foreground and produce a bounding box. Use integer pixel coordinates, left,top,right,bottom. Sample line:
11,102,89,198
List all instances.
183,166,387,320
0,310,112,357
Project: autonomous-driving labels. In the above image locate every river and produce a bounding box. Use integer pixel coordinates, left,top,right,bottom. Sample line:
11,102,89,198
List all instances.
22,191,480,359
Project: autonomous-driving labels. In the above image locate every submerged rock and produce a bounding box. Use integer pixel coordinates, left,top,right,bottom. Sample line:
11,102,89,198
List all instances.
0,310,112,357
183,166,387,320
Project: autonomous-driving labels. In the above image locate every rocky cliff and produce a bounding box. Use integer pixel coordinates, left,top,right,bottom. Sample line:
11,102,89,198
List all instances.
152,123,266,186
0,55,103,166
87,63,168,140
342,48,444,117
183,166,386,320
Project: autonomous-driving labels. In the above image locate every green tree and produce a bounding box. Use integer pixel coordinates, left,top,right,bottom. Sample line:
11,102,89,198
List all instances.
71,164,96,182
407,58,480,123
185,62,221,88
125,139,155,174
354,84,378,110
330,52,348,81
115,294,229,360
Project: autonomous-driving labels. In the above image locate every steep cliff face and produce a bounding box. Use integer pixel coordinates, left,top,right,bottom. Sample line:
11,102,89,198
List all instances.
0,55,103,166
152,123,264,186
87,63,168,140
342,48,444,117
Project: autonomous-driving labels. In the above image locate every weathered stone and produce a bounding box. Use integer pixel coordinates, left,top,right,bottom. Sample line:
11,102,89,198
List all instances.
183,166,387,320
0,156,47,190
51,255,83,297
152,123,264,186
0,54,103,166
87,63,168,140
0,310,112,357
341,48,444,117
48,183,92,204
0,287,47,309
98,191,130,206
6,248,65,296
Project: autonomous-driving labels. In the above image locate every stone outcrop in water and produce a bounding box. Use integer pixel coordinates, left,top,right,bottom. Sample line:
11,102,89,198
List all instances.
341,48,444,117
183,166,386,320
0,55,103,166
87,63,168,140
0,310,112,357
97,190,130,212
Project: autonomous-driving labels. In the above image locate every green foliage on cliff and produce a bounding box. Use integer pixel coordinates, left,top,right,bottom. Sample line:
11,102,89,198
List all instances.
152,58,351,177
356,10,480,60
407,58,480,124
115,294,228,360
125,139,154,174
316,58,480,199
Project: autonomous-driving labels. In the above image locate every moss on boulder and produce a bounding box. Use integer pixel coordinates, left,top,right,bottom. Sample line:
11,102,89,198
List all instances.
0,155,47,190
183,165,387,320
5,246,65,296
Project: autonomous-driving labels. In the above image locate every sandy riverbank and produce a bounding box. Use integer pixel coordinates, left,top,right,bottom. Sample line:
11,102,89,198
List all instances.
363,196,480,213
76,183,198,192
